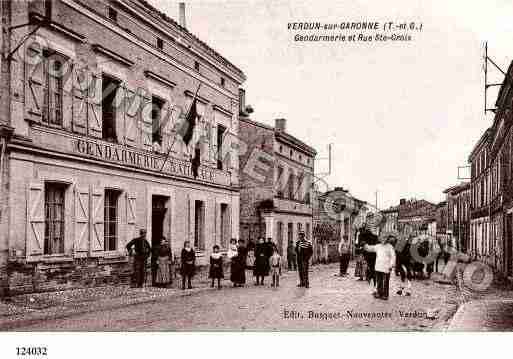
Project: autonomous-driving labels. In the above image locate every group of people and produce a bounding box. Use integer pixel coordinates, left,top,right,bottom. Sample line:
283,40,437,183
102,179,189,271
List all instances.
125,229,314,290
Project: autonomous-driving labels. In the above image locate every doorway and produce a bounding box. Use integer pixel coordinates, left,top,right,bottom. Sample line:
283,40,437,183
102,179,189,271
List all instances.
151,195,168,285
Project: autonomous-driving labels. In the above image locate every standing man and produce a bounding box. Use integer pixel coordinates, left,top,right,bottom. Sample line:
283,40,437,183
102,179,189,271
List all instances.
126,229,151,288
287,239,297,271
338,236,351,276
296,231,313,288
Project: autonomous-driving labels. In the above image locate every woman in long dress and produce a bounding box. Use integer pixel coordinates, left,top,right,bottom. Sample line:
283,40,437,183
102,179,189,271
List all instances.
155,238,172,287
227,239,239,286
209,245,224,289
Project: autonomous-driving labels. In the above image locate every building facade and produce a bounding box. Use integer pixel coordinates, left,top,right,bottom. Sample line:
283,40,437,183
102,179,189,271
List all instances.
397,198,437,237
312,187,364,263
381,205,399,233
239,117,316,262
444,183,470,253
0,0,245,295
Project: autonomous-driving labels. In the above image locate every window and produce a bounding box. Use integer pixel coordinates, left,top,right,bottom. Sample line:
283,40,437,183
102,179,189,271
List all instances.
297,223,302,236
279,145,283,153
306,223,310,240
194,200,205,250
217,124,226,170
42,50,65,126
104,189,120,251
44,183,66,255
277,166,284,198
290,149,293,157
108,7,117,22
102,74,120,142
220,77,225,87
220,203,229,248
156,37,164,50
194,61,200,71
152,96,165,145
288,173,294,199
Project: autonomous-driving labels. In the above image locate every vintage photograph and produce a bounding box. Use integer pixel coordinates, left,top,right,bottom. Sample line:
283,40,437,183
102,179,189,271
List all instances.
0,0,512,334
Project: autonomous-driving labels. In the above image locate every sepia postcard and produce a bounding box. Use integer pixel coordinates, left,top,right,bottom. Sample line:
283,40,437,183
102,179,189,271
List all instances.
1,0,513,346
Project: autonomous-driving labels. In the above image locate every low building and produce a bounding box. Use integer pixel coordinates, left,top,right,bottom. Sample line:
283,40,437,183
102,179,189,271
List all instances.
0,0,245,295
397,198,437,236
238,116,316,262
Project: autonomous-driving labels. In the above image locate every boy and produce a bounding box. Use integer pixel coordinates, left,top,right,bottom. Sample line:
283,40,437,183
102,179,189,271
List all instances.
269,248,282,288
364,235,396,300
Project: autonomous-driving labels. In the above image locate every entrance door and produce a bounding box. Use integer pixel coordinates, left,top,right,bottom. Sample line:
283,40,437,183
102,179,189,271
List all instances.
507,213,512,276
151,195,168,285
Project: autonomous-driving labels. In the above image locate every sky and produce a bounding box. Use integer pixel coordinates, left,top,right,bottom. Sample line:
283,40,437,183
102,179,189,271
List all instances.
148,0,513,209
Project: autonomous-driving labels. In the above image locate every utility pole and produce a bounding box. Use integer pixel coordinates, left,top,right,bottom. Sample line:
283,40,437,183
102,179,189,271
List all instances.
375,190,378,211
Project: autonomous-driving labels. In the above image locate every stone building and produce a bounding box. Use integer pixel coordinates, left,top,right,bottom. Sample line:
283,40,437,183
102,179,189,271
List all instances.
238,115,316,261
0,0,245,295
311,187,365,263
443,182,470,253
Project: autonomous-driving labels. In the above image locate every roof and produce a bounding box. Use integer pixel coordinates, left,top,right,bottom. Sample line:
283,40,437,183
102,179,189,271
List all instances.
468,128,490,161
381,205,399,214
132,0,246,81
443,182,470,195
397,199,437,220
275,131,317,157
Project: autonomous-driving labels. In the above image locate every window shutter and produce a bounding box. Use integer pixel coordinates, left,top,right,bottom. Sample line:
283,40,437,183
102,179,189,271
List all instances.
74,185,90,255
90,189,104,255
62,68,73,131
161,102,174,152
126,192,137,242
140,93,152,151
88,72,102,138
72,64,88,134
24,44,44,123
26,181,44,260
124,88,138,146
115,83,126,143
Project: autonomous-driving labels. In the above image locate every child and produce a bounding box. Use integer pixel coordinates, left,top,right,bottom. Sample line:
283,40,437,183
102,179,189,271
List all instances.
354,247,367,281
364,235,396,300
269,248,282,288
209,245,224,289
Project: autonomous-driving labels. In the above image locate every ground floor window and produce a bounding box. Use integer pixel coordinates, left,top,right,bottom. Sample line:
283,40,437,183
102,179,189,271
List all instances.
220,203,230,248
44,182,66,254
195,200,205,250
104,189,120,251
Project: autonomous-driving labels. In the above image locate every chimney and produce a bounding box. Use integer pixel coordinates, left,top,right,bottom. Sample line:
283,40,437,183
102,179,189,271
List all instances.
239,88,246,114
275,118,286,132
179,2,186,28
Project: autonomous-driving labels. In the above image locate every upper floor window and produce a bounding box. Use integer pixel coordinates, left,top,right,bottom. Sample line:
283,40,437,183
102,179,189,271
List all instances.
156,37,164,50
279,145,283,153
220,77,225,87
217,124,226,170
290,149,293,157
194,61,200,72
101,74,120,142
42,50,66,126
152,96,165,145
108,7,117,22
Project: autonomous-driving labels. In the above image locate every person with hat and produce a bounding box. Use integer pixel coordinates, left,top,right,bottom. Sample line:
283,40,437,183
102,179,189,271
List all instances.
295,231,313,288
126,229,151,288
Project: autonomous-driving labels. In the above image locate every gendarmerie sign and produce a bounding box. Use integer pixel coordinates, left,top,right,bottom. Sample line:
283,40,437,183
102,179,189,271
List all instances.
74,138,216,183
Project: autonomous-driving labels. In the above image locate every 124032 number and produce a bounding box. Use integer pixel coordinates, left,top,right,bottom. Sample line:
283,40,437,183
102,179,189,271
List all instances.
16,347,48,356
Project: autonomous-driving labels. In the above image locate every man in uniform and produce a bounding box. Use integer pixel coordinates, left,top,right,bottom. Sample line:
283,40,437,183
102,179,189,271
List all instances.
126,229,151,287
295,231,313,288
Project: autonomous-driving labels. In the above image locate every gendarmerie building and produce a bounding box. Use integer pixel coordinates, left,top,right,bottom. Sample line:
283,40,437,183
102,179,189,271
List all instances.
238,114,316,262
0,0,245,295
